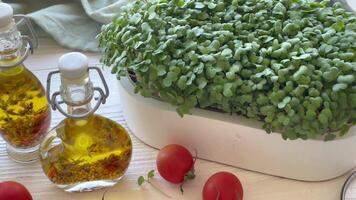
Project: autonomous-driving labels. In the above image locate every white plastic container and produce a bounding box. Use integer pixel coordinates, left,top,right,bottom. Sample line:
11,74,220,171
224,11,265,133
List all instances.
116,0,356,182
118,78,356,181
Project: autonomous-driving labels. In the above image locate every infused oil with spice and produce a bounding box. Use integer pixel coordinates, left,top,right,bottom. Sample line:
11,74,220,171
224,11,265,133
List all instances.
0,3,51,162
40,52,132,192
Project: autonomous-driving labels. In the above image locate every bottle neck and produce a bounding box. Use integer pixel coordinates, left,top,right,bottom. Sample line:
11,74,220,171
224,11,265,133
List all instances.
0,21,22,69
60,74,94,117
68,104,92,117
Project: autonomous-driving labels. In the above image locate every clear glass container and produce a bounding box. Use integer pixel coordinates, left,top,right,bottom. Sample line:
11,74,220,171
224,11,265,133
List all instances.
40,52,132,192
0,3,51,163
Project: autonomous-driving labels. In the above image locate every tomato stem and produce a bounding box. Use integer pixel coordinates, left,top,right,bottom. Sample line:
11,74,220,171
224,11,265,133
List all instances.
179,168,196,194
178,149,198,194
182,149,198,193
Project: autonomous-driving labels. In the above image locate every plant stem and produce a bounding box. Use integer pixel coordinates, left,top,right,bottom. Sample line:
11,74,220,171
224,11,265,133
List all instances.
102,190,108,200
147,180,172,199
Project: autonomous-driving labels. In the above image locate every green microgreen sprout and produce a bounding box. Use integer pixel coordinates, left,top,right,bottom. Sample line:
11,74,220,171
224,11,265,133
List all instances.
138,170,172,198
99,0,356,141
138,170,155,186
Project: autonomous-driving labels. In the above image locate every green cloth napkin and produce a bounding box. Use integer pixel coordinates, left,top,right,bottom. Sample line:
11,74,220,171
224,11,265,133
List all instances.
3,0,353,52
2,0,132,52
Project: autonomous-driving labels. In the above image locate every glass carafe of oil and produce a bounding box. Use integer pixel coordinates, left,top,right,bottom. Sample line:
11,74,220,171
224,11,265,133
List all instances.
0,3,51,162
41,52,132,192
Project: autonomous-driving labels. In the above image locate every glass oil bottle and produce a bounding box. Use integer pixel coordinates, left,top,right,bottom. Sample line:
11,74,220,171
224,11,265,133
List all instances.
0,3,51,162
41,52,132,192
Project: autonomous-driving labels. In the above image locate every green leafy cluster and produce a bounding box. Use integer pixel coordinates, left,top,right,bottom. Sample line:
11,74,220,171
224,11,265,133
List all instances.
138,170,155,186
99,0,356,140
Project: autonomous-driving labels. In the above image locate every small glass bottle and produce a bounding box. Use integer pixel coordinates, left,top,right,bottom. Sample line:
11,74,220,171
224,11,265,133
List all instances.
41,52,132,192
0,3,51,162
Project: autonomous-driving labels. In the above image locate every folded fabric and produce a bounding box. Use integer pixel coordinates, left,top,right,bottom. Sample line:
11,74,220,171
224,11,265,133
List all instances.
2,0,354,52
2,0,133,52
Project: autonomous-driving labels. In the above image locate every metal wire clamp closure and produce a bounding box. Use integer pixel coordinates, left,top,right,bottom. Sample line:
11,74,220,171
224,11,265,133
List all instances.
46,66,110,119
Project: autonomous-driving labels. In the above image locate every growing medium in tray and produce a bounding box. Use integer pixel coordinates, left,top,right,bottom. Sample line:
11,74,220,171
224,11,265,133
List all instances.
99,0,356,140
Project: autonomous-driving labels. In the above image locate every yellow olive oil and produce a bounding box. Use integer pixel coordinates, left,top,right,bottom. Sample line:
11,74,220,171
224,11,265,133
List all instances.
0,63,51,148
40,114,132,186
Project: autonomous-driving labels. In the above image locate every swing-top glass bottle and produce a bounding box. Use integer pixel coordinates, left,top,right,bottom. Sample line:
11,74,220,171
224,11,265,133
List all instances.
41,52,132,192
0,3,51,162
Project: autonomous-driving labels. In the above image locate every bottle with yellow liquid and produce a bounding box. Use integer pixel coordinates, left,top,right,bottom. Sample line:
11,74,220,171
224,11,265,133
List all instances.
41,52,132,192
0,3,51,162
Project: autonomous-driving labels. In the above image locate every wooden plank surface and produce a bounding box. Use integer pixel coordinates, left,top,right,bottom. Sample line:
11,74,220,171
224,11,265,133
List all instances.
0,38,354,200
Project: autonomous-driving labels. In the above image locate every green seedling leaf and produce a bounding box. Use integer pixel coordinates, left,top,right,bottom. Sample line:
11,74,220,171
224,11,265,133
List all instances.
148,170,155,179
99,0,356,141
138,176,145,186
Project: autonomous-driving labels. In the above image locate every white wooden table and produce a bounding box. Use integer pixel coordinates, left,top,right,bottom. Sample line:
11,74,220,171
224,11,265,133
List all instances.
0,38,355,200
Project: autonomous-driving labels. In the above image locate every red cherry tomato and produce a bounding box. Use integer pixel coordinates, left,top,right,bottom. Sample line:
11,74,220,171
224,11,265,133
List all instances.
156,144,194,183
0,181,33,200
203,172,243,200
